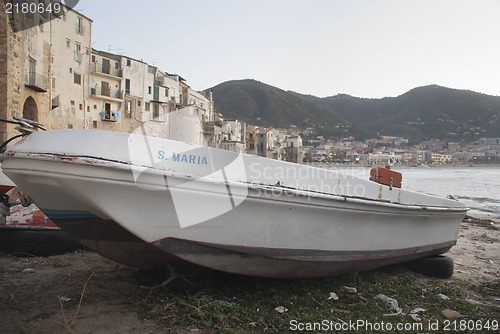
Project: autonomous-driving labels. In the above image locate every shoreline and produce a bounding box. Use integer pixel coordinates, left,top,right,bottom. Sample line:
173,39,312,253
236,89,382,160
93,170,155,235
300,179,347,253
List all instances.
310,162,500,169
0,216,498,333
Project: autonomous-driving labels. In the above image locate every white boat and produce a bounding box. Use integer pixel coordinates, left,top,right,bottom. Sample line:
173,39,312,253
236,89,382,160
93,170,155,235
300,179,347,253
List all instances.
1,129,468,277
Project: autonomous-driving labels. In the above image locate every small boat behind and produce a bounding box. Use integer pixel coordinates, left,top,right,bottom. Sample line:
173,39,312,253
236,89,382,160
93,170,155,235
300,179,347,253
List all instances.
1,129,468,277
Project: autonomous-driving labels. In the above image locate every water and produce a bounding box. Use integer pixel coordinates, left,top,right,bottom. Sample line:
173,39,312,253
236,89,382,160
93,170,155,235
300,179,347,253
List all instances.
332,166,500,220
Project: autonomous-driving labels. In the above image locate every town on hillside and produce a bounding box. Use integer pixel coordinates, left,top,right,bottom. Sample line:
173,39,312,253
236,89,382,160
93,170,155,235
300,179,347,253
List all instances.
1,4,498,166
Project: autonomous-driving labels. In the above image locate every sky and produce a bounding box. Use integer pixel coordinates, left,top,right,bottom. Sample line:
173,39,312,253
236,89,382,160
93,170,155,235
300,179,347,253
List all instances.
77,0,500,98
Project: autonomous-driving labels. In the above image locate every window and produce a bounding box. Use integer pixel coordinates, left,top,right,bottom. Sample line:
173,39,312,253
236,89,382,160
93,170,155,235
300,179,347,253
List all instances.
70,100,75,105
125,79,130,94
79,104,83,110
115,62,119,69
165,88,168,97
153,104,160,119
145,102,150,111
74,73,81,85
91,55,95,62
250,143,255,150
137,101,141,107
125,101,132,118
93,121,97,128
69,68,72,73
126,59,131,66
76,17,83,34
74,43,82,62
94,104,97,109
52,78,55,89
148,86,152,94
28,57,36,85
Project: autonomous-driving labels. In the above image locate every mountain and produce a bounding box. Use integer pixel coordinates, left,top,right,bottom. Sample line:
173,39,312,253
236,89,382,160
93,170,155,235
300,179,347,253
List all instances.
208,80,500,142
207,80,369,139
298,85,500,142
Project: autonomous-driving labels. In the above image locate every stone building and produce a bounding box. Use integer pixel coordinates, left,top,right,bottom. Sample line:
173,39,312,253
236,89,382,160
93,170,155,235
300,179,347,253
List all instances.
0,3,214,144
0,1,63,140
284,135,304,164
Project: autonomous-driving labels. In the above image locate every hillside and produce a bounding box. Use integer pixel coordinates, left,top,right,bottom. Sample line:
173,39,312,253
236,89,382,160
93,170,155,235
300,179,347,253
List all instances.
208,80,500,142
300,85,500,142
207,80,369,139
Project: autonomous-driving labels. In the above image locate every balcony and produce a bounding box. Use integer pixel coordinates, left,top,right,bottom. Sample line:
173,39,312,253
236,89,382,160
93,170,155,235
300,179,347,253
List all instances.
91,86,123,102
51,95,59,109
25,72,47,92
74,51,83,63
100,110,120,122
154,77,164,87
91,62,122,79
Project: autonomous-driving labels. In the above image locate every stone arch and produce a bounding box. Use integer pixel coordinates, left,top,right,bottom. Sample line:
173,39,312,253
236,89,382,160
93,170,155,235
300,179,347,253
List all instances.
22,96,38,122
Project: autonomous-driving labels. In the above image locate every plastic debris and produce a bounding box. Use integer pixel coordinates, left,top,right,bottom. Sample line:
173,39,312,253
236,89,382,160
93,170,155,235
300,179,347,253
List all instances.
274,306,288,314
219,301,233,307
248,322,259,328
409,308,427,321
376,294,402,315
465,298,487,306
22,268,35,273
60,296,71,302
328,292,339,300
437,293,450,300
343,286,357,294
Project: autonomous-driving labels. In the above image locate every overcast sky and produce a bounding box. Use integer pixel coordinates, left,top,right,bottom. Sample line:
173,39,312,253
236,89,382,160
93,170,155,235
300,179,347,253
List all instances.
79,0,500,98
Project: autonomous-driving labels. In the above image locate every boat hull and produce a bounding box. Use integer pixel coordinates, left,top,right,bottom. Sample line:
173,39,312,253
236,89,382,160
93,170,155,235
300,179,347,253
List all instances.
3,156,465,277
42,212,177,270
1,129,468,278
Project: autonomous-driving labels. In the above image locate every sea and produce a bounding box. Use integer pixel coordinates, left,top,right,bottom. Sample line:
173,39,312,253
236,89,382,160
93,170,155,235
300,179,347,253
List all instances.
331,166,500,221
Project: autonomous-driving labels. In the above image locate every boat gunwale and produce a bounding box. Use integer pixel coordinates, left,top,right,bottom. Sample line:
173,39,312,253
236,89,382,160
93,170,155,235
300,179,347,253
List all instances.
1,151,469,213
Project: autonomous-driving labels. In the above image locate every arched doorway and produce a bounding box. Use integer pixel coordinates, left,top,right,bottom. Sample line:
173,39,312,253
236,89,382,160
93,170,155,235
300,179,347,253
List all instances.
22,97,38,122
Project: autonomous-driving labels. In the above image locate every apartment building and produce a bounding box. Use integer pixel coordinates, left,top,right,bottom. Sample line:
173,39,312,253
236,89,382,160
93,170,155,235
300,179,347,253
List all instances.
256,129,277,159
431,153,452,164
0,1,67,140
246,125,258,155
284,135,304,164
0,3,215,144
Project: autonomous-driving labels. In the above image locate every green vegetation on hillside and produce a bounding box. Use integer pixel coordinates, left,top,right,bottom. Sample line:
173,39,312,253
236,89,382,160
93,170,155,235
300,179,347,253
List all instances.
207,80,369,139
302,85,500,142
208,80,500,142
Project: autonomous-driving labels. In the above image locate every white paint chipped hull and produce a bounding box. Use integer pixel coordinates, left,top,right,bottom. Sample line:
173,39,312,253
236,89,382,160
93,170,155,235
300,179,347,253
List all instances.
1,130,468,277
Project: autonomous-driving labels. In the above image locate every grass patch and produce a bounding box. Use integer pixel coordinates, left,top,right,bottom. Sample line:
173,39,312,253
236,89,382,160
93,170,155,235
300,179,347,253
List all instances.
137,266,500,333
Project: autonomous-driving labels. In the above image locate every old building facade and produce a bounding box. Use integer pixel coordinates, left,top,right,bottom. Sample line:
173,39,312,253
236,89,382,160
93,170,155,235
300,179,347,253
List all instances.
0,3,214,143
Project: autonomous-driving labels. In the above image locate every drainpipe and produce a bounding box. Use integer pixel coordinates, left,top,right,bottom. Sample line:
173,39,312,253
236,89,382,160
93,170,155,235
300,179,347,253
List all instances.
82,73,86,128
49,8,52,130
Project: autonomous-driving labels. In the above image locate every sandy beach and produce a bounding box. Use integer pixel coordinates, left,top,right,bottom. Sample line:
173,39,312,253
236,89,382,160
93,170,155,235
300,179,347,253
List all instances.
0,216,498,333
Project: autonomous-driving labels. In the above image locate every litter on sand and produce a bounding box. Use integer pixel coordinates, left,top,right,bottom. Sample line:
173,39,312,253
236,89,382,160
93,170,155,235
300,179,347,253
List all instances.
409,307,427,321
437,293,450,300
274,306,288,314
376,294,402,315
328,292,339,300
343,286,357,294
